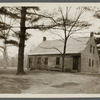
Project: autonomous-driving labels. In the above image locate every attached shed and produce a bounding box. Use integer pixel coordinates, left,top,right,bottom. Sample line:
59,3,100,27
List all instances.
28,35,100,73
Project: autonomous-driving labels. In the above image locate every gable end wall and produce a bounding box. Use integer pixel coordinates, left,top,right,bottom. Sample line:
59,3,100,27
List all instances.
81,37,100,73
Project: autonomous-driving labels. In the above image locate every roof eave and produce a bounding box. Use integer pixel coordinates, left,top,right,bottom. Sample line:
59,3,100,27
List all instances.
28,53,81,56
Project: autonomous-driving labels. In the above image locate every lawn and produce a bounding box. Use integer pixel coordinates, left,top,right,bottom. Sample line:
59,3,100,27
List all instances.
0,68,100,94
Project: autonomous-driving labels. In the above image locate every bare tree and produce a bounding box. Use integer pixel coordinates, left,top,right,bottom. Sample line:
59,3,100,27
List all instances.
39,7,91,72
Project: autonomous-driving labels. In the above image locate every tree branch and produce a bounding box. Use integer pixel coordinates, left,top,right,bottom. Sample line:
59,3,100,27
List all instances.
0,48,3,53
39,45,63,54
50,31,64,43
0,46,4,50
68,9,83,37
26,11,58,25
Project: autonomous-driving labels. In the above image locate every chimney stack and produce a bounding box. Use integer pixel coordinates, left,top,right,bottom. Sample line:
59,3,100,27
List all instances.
43,37,46,41
90,32,94,38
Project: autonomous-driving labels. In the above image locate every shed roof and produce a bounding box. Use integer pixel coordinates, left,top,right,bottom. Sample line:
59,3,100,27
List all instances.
29,37,90,55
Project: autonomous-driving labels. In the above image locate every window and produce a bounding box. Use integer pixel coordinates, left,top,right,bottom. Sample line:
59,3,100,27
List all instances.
90,45,92,53
97,60,98,67
89,59,91,67
93,46,95,54
37,57,41,64
44,58,48,65
56,57,60,65
29,58,32,68
92,60,94,67
29,58,32,63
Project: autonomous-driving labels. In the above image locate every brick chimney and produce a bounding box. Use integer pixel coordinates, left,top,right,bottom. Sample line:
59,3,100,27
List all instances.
43,37,46,41
90,32,94,38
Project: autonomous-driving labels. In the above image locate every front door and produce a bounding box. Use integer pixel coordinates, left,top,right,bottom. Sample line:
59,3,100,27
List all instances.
73,57,79,70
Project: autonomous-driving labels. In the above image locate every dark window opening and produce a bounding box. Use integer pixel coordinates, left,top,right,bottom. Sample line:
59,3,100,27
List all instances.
29,58,32,68
97,60,98,67
44,58,48,65
92,60,94,67
89,59,91,67
56,57,60,65
37,57,41,64
29,58,32,63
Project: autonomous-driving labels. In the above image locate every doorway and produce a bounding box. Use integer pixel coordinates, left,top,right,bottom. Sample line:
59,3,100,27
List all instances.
73,56,79,70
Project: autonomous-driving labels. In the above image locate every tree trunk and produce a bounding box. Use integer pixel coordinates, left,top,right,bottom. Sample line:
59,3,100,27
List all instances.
17,7,26,75
62,54,65,72
62,38,67,72
3,45,8,69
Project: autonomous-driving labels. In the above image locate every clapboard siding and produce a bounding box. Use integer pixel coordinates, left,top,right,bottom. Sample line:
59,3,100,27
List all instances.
81,38,100,73
28,54,81,72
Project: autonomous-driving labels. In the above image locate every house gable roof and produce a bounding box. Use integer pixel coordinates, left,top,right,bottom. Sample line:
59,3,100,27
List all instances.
29,37,90,55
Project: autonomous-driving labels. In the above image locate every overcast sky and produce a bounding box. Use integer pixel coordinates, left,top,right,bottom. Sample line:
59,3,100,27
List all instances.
25,3,100,47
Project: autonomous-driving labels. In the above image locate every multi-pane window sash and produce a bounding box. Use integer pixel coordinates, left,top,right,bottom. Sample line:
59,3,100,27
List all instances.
44,58,48,65
37,57,41,64
56,57,60,65
89,59,91,67
93,46,95,54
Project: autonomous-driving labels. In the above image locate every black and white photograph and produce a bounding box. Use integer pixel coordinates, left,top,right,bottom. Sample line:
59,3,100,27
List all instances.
0,3,100,96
